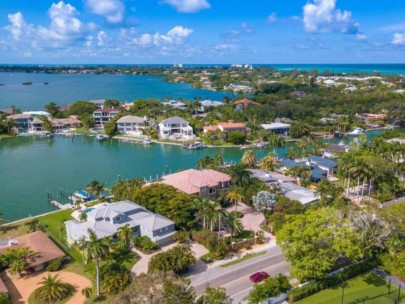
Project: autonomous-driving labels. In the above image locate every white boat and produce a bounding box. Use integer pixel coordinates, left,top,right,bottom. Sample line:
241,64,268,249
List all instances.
183,141,204,150
96,134,108,141
141,138,152,145
41,132,53,138
346,127,365,136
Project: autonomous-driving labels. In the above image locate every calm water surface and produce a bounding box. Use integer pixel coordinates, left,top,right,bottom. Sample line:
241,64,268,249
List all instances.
0,130,392,222
0,73,235,110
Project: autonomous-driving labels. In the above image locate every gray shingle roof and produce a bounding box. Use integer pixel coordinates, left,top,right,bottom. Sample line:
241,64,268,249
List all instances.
116,115,145,124
160,116,189,125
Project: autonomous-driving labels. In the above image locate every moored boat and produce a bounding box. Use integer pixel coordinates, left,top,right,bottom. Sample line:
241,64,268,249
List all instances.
346,127,365,136
183,141,204,150
96,134,108,141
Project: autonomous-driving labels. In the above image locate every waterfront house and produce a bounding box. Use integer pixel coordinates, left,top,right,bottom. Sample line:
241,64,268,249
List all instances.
0,109,13,116
278,155,337,182
116,115,146,135
51,115,82,132
89,99,106,109
224,84,254,93
234,98,260,107
22,111,52,119
247,169,317,205
29,117,44,132
261,122,291,135
201,99,223,108
0,231,65,273
203,121,250,135
324,144,350,158
158,116,194,140
8,114,32,132
162,100,187,110
307,155,338,177
65,201,175,246
93,108,120,127
160,169,231,198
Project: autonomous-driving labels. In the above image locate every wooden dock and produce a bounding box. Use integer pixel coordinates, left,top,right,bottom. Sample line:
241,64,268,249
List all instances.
51,200,73,210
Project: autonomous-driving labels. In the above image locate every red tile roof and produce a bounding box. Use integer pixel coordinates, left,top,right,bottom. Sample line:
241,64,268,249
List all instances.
161,169,231,195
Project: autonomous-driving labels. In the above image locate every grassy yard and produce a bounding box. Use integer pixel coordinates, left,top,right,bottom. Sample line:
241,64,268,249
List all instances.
296,272,405,304
0,219,31,238
221,251,266,267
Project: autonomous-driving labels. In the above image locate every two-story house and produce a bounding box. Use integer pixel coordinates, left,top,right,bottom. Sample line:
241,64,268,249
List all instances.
93,108,120,127
158,116,194,140
65,201,176,246
160,169,231,198
116,115,146,134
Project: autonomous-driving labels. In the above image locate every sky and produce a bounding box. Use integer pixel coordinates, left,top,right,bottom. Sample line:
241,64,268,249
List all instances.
0,0,404,64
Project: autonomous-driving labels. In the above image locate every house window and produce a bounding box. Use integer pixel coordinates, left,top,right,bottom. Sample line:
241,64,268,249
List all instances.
116,216,121,222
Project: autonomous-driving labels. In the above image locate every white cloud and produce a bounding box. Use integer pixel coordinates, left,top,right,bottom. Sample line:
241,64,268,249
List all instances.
382,22,405,32
356,33,368,41
6,12,35,40
134,26,193,47
37,2,85,42
303,0,360,34
392,33,405,45
86,0,125,23
221,22,255,40
267,12,277,25
97,31,108,47
163,0,210,13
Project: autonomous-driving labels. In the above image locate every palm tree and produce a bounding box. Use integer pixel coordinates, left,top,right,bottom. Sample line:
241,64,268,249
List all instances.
34,274,71,303
227,212,243,237
225,187,245,212
84,229,109,296
241,150,257,167
117,224,133,248
228,164,252,187
268,134,286,150
258,152,279,171
299,136,312,155
86,180,106,199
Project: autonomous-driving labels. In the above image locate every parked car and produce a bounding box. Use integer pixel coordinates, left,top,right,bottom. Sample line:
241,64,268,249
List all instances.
249,271,269,283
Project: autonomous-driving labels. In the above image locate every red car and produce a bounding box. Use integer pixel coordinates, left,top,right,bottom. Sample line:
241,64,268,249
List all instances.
249,271,269,283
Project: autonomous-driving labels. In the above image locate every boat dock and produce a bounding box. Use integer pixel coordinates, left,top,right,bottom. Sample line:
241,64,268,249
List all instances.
50,200,73,210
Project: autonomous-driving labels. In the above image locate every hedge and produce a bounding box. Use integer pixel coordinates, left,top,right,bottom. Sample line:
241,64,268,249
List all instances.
288,260,379,302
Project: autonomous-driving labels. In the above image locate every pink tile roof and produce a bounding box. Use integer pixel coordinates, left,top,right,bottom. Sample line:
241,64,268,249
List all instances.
161,169,231,195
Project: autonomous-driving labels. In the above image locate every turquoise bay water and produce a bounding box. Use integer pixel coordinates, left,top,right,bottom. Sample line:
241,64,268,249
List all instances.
0,73,235,110
0,130,389,222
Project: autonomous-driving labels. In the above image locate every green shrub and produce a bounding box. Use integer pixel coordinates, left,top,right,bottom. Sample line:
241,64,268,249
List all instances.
200,253,214,264
191,229,212,243
132,236,158,253
227,131,246,145
173,231,190,244
228,211,243,219
45,258,63,272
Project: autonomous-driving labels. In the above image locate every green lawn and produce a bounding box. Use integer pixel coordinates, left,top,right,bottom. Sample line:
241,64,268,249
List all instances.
296,272,405,304
221,251,266,267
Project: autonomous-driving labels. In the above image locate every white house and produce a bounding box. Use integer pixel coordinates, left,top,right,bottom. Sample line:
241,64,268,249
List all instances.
93,108,120,127
162,100,187,110
261,123,291,135
158,116,194,140
116,115,146,134
65,201,175,246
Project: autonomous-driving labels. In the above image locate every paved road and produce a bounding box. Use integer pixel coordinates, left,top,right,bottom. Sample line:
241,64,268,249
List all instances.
188,246,289,303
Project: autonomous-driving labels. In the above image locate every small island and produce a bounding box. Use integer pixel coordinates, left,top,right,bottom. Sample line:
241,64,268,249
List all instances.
22,82,33,85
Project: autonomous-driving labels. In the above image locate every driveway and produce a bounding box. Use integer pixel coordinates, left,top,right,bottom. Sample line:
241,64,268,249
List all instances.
2,271,91,304
226,202,273,241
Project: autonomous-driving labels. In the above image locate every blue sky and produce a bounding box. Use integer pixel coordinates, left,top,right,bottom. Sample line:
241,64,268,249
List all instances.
0,0,404,64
